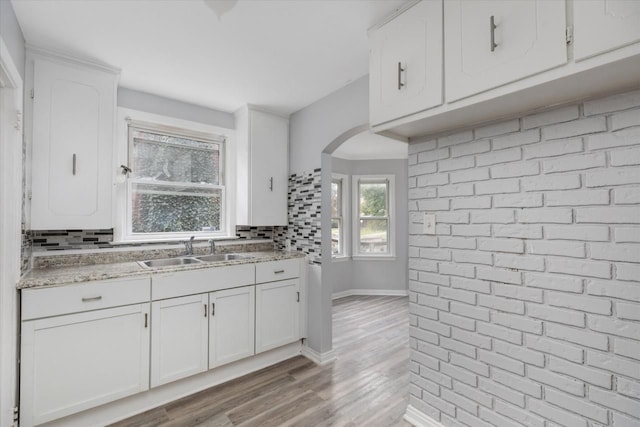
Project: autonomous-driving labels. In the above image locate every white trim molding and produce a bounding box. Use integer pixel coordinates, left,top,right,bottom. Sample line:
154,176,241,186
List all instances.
0,34,23,427
352,174,396,258
404,404,444,427
301,345,337,365
332,289,409,300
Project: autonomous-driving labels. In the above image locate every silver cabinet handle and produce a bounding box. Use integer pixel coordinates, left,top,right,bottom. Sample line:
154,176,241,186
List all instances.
397,62,405,90
81,296,102,302
72,153,77,176
269,177,273,191
204,304,207,317
490,15,498,52
211,302,215,316
274,269,285,274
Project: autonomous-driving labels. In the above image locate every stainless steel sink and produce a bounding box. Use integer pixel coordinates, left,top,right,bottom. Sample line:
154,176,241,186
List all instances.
138,257,203,269
196,253,253,262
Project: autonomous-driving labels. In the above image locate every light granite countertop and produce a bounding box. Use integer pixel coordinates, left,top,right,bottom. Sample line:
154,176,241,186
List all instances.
18,251,306,290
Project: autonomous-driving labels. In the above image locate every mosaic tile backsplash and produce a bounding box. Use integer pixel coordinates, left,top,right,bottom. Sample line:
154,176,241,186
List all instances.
29,226,280,251
288,168,322,264
22,168,323,268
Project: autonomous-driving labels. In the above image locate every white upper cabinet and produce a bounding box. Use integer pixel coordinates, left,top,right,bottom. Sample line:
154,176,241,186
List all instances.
574,0,640,61
235,106,289,226
369,0,443,126
444,0,567,101
29,51,118,230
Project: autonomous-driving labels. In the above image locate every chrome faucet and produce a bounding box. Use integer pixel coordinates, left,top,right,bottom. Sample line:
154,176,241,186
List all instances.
208,239,216,255
184,236,195,256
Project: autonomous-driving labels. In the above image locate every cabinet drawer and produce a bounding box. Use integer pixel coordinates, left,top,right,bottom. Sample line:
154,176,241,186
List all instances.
256,259,300,283
21,277,151,321
152,264,255,300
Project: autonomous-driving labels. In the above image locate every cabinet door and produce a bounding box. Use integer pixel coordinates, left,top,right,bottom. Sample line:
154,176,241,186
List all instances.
369,0,443,126
255,280,300,354
20,304,150,426
31,57,115,229
249,110,288,226
574,0,640,61
150,294,209,387
445,0,567,102
209,286,255,368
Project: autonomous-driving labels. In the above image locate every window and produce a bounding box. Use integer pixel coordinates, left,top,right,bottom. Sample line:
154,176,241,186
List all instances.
331,174,349,257
352,175,395,258
116,109,234,242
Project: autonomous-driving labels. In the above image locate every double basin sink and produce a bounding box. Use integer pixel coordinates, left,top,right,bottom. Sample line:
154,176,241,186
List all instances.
138,253,254,269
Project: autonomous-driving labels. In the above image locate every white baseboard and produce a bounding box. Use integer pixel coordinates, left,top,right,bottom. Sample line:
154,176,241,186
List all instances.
332,289,409,300
301,345,337,365
404,404,444,427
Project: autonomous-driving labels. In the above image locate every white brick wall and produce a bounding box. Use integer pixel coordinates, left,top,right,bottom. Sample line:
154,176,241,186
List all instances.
408,89,640,427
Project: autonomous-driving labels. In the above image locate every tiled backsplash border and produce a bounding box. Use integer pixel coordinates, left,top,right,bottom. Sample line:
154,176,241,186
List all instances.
22,168,323,270
29,226,282,251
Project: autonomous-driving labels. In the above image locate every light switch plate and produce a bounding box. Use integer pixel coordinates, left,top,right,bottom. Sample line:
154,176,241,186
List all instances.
424,213,436,235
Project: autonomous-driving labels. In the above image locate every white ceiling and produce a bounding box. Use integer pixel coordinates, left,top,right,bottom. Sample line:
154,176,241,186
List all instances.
11,0,406,116
333,131,408,160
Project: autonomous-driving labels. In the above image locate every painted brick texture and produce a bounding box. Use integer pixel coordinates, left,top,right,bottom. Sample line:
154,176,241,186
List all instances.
408,90,640,427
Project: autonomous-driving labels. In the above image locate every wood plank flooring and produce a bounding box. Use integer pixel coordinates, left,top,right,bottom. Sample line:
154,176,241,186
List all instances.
112,295,410,427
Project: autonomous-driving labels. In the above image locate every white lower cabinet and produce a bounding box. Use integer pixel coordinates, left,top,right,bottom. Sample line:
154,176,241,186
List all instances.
20,259,305,425
150,294,209,387
255,280,301,354
20,304,150,427
209,286,255,368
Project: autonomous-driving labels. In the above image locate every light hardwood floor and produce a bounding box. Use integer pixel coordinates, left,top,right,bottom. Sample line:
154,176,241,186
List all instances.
112,295,411,427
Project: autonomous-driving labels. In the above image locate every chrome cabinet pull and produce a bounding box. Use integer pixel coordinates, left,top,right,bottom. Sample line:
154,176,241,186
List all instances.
204,304,207,317
274,269,285,274
211,303,215,316
144,313,148,328
81,296,102,302
296,291,300,303
490,15,498,52
72,154,77,175
397,62,405,90
269,177,273,191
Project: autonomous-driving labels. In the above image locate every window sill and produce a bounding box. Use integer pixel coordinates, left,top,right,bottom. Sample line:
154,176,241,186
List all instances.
352,255,396,261
331,255,351,263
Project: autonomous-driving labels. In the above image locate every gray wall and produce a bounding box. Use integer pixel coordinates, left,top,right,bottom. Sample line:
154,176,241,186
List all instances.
289,76,368,175
327,157,408,295
118,87,234,129
0,0,25,78
407,89,640,427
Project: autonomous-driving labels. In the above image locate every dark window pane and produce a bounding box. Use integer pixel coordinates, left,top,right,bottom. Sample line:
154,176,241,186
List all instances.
131,182,221,233
331,180,341,218
131,129,221,185
359,218,388,253
331,218,342,255
359,182,387,217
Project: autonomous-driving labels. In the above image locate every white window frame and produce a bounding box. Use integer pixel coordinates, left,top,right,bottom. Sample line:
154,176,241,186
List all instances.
331,173,350,260
115,108,236,242
352,174,395,259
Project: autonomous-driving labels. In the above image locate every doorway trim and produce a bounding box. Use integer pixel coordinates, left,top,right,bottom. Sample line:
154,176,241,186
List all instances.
0,35,24,427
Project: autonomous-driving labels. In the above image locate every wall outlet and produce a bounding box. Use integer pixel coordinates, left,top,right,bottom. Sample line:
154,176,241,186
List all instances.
424,213,436,235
